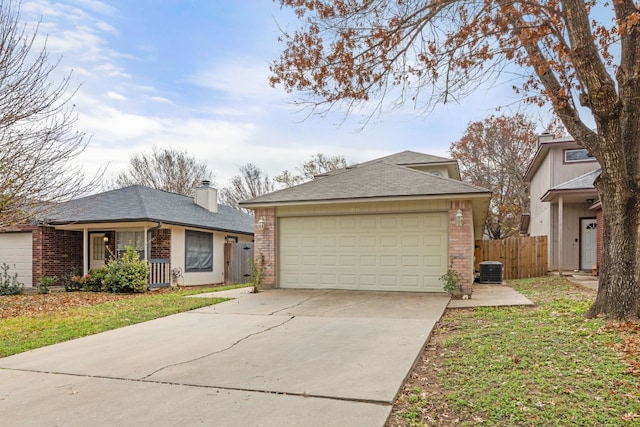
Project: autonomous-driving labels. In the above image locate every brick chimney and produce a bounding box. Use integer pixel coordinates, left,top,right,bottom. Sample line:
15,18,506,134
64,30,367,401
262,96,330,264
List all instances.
195,180,218,213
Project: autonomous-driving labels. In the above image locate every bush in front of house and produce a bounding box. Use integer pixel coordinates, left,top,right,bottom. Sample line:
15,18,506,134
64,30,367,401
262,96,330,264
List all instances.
103,246,149,293
0,263,23,295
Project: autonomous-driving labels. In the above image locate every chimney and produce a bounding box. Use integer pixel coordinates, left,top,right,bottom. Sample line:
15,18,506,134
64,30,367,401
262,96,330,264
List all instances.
195,180,218,213
537,132,555,146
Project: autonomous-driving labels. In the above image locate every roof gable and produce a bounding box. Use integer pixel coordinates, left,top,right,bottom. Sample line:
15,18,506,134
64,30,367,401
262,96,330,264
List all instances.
44,185,254,234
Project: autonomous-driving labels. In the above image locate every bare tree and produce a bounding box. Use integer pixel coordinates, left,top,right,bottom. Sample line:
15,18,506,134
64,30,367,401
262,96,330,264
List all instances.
220,163,275,211
450,114,560,239
113,147,214,196
270,0,640,320
0,1,99,227
275,153,349,187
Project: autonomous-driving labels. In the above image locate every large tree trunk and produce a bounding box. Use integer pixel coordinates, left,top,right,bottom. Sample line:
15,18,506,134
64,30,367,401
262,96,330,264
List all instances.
587,172,640,319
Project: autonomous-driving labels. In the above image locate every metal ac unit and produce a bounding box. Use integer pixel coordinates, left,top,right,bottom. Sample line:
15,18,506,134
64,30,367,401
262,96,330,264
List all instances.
479,261,503,283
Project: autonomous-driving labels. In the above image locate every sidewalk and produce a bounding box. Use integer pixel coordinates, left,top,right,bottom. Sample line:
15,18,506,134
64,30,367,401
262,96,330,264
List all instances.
448,283,534,308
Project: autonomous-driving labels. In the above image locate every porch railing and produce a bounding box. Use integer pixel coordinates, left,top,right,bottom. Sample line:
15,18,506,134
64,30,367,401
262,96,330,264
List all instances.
149,258,171,289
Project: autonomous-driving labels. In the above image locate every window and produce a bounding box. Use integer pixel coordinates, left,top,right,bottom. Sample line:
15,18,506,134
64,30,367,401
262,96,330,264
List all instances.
185,230,213,272
116,230,145,259
92,236,105,260
564,149,595,163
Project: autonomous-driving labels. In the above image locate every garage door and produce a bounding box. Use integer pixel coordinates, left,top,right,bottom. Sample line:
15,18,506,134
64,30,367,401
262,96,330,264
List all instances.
279,213,448,292
0,233,33,287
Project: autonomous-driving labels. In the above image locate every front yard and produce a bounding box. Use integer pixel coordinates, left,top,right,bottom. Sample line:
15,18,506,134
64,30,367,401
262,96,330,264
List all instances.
387,276,640,426
0,285,247,357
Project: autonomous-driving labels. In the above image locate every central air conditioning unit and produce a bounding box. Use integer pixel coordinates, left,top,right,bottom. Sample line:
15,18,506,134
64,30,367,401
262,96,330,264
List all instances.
479,261,503,283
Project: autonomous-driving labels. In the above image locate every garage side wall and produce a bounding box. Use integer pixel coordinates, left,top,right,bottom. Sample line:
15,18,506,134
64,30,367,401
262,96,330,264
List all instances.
33,226,83,287
253,207,276,288
448,200,474,291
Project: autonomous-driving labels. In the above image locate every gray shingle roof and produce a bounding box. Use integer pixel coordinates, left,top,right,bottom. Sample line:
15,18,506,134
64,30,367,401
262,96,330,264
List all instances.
44,185,254,234
241,160,490,206
551,169,601,190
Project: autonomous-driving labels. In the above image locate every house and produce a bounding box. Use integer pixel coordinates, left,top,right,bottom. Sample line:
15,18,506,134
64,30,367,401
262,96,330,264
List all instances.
0,183,254,288
524,134,600,272
239,151,492,292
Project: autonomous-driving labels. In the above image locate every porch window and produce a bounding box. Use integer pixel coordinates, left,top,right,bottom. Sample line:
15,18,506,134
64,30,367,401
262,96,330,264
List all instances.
185,230,213,272
116,231,145,259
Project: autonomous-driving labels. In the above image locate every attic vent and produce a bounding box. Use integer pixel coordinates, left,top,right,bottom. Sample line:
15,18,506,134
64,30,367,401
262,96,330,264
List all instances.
201,180,211,186
479,261,503,283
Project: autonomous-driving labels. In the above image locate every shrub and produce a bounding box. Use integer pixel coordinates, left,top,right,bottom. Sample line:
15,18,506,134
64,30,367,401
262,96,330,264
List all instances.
0,263,24,295
103,247,149,293
38,275,56,294
83,267,108,292
61,269,83,292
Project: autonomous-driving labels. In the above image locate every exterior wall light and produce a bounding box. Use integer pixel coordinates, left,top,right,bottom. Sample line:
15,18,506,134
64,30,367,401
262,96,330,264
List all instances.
257,216,266,230
454,209,464,227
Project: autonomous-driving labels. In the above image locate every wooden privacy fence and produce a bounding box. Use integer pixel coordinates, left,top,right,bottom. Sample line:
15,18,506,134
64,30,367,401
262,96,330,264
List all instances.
224,242,254,284
474,236,548,280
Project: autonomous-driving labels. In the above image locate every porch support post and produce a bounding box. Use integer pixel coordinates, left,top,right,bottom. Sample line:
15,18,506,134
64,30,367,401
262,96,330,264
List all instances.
83,228,89,276
558,196,564,276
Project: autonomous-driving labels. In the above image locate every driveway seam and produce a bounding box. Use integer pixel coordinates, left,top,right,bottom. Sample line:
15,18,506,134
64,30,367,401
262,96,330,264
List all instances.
141,315,296,379
1,368,393,406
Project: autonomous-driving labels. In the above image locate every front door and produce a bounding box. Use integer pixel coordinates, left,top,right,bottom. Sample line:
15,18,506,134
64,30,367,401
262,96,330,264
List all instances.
90,233,106,270
580,219,597,270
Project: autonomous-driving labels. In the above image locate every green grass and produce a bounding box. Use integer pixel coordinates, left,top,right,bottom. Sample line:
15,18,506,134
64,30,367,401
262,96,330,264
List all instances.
395,276,640,426
0,284,251,357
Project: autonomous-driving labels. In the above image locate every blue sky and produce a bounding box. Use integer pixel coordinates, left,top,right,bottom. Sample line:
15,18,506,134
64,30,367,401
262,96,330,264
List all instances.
21,0,550,188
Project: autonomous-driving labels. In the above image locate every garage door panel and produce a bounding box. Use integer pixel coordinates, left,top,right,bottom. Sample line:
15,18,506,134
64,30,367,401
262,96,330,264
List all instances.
279,213,448,292
0,233,33,288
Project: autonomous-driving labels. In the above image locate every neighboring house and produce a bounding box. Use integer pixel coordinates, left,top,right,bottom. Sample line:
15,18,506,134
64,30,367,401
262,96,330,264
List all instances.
240,151,492,292
0,183,254,288
524,134,600,272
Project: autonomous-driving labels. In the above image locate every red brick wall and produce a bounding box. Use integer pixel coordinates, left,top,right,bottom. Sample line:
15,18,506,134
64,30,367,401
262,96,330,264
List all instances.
253,208,276,288
32,226,83,286
151,228,171,259
448,200,474,290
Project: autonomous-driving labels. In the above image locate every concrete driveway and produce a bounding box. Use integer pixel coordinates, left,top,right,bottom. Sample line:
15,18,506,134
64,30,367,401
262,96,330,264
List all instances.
0,289,449,427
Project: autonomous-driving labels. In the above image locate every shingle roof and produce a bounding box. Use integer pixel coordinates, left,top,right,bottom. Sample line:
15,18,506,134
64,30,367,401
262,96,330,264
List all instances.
551,169,601,190
44,185,254,234
241,159,490,206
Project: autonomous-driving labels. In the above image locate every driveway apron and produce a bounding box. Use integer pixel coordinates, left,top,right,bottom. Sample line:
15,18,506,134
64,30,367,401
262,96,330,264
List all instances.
0,289,449,427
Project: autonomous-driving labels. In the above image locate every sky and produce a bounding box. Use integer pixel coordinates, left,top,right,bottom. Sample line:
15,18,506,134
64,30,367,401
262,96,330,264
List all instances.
19,0,554,189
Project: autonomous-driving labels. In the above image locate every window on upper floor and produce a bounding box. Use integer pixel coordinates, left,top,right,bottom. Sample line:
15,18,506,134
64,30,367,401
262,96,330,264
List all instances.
564,148,596,163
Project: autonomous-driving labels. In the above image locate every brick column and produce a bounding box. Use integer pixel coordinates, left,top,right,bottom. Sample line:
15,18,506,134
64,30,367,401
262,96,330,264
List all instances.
448,200,474,294
253,207,276,288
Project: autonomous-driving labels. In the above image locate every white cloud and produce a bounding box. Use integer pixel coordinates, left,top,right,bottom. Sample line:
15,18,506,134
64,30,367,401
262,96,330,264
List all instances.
105,91,127,101
188,59,280,100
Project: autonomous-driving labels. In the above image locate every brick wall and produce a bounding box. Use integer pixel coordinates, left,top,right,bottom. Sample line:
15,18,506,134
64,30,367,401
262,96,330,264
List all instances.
32,226,83,285
151,228,171,259
253,207,276,288
448,200,474,291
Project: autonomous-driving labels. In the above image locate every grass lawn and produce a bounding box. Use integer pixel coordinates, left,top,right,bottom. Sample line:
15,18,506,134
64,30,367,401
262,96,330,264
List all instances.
388,276,640,426
0,284,250,358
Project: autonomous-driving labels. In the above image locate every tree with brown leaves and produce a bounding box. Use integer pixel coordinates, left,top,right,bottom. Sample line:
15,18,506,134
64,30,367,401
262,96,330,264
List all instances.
270,1,640,320
450,114,540,240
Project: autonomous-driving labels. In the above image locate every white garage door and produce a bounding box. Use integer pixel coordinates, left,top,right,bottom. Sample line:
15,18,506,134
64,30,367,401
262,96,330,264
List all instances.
279,213,448,292
0,233,33,287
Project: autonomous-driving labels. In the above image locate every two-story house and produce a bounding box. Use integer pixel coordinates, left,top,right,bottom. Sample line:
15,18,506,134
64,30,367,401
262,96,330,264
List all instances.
524,134,600,273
